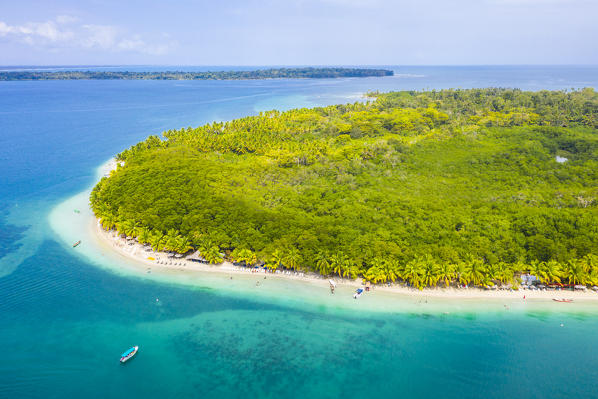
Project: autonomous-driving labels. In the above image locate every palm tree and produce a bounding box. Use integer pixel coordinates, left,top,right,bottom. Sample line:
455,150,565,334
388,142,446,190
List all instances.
149,231,165,251
527,260,541,277
315,252,331,275
266,249,284,271
365,266,382,284
330,252,347,278
100,213,117,230
115,220,126,236
365,258,386,284
494,261,514,285
420,255,440,288
563,259,588,286
120,220,138,238
343,259,359,279
203,245,223,264
163,234,180,252
382,259,399,283
284,247,303,271
137,228,151,245
175,236,193,254
402,258,424,289
464,256,486,286
132,222,144,238
485,263,499,284
437,262,455,287
582,255,598,285
455,261,469,285
192,232,211,250
534,260,562,284
233,248,257,266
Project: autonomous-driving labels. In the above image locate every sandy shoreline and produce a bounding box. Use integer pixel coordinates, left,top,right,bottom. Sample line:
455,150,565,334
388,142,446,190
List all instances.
48,158,598,314
93,220,598,301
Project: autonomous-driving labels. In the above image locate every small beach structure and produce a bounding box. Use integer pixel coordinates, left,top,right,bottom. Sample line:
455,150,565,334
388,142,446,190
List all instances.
187,250,209,264
520,273,538,286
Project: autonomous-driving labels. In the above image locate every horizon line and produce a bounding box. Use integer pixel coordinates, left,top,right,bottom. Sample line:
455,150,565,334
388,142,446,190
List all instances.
1,64,597,68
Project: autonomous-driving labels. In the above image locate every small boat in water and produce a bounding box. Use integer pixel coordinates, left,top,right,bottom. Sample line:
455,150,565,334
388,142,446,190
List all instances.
72,240,81,248
552,298,573,303
353,288,364,299
120,346,138,363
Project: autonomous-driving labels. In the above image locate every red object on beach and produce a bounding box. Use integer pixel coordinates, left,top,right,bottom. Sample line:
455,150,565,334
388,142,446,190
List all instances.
552,298,573,303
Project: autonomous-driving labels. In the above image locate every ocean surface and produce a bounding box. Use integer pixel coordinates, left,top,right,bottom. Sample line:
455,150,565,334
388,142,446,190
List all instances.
1,66,598,398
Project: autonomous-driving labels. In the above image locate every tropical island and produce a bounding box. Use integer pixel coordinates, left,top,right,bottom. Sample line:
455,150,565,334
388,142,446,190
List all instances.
90,88,598,290
0,67,393,81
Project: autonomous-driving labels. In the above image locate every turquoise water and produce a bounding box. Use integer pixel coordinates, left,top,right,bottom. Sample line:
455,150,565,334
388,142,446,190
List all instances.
1,66,598,398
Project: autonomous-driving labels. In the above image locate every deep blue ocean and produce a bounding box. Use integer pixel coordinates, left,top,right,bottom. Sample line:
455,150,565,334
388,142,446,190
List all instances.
1,66,598,398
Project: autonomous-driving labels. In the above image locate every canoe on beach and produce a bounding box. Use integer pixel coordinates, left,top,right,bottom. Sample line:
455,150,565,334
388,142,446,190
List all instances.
72,240,81,248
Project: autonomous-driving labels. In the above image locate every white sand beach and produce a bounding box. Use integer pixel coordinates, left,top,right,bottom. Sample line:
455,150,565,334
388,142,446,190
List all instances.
49,159,598,314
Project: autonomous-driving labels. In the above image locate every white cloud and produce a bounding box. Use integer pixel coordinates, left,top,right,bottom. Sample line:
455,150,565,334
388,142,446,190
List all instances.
0,21,13,36
0,16,174,55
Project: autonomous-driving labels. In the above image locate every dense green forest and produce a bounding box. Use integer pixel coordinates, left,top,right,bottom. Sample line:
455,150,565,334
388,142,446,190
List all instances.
90,88,598,288
0,68,392,81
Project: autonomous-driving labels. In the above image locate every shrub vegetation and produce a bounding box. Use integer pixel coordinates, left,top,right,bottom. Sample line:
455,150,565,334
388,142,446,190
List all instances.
90,88,598,288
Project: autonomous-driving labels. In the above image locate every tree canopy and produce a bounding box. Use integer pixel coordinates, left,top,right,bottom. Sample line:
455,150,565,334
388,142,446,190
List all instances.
0,67,393,81
90,88,598,288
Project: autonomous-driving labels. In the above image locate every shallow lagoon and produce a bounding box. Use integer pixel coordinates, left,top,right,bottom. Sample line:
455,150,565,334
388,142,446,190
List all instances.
2,66,598,398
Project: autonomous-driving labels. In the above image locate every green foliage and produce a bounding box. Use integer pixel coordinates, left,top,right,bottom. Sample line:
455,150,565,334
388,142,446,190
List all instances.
90,89,598,287
0,68,393,81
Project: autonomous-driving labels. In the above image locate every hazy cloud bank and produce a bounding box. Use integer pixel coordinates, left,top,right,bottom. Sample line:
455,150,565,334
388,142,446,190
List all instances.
0,16,173,55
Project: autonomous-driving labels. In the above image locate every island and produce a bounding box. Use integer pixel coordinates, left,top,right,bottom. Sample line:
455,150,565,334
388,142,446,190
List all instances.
89,88,598,291
0,67,393,81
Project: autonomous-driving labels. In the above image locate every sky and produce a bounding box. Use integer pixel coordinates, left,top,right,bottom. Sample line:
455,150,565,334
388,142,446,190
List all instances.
0,0,597,65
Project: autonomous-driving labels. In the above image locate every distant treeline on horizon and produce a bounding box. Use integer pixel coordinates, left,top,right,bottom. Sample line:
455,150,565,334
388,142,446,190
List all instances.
0,67,394,81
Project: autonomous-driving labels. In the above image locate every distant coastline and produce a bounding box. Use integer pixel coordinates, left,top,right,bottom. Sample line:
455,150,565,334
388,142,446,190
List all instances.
0,67,394,81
